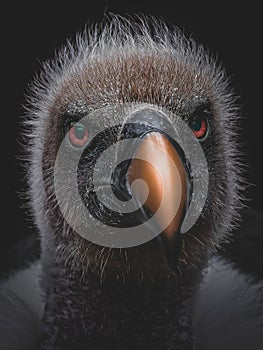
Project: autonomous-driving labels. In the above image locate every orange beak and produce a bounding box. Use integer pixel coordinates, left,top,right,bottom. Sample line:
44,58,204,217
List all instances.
128,132,188,269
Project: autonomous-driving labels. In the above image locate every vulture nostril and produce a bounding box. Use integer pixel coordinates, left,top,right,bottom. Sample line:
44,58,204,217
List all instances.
111,160,132,202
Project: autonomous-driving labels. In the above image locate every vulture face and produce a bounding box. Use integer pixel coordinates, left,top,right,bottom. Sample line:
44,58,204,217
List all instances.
28,16,243,281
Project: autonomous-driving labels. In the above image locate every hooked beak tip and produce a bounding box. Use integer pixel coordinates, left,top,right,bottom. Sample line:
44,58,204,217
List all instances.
127,131,188,270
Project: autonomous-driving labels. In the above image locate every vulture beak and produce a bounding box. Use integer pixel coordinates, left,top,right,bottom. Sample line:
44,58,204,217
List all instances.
127,131,189,271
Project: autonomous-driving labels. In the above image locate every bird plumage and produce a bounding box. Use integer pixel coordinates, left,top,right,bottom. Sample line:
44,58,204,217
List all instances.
26,15,244,278
1,15,262,350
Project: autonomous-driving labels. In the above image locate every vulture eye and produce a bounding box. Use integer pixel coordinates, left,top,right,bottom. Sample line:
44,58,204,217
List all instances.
189,116,208,140
68,122,89,148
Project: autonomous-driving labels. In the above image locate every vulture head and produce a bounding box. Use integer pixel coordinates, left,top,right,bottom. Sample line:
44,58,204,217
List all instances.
27,16,243,283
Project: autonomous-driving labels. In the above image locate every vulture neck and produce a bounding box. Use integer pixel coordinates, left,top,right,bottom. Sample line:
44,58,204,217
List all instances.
39,243,203,350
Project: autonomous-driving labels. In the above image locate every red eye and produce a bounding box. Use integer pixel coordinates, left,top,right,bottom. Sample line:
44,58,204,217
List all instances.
68,123,89,148
190,118,208,139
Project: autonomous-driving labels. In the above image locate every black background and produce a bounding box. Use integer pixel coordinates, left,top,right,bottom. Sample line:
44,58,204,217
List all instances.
3,2,263,252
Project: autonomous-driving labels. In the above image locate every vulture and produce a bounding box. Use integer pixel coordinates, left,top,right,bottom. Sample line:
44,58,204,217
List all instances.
1,15,263,350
